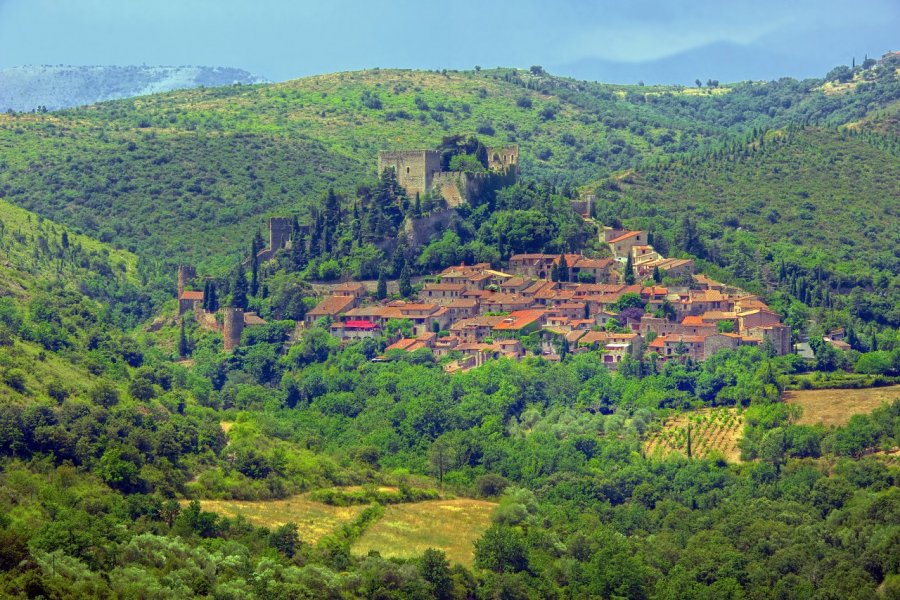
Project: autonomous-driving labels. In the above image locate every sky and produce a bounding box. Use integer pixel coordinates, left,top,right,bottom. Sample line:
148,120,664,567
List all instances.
0,0,897,84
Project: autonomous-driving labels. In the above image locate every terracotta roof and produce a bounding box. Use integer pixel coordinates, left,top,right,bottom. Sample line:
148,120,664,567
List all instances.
447,299,479,308
180,290,204,301
682,315,705,326
492,309,547,331
386,338,417,351
422,283,467,292
573,258,613,269
608,230,642,244
664,334,706,344
308,295,355,316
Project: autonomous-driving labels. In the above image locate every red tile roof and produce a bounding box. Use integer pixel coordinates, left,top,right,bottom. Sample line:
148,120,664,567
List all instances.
492,309,547,331
180,290,204,301
343,320,378,329
608,231,642,244
308,295,355,316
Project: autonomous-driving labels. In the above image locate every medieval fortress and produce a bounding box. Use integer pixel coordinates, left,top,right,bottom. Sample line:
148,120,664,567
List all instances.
377,145,519,206
175,145,520,351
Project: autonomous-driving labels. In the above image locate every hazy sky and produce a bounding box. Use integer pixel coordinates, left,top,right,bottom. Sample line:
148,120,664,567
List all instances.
0,0,897,83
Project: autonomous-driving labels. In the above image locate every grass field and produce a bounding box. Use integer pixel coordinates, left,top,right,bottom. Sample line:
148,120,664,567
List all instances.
785,385,900,426
352,498,496,566
645,408,744,462
188,493,496,565
186,496,365,543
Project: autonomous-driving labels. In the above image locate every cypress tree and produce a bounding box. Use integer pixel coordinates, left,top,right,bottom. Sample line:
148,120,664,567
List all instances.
178,321,189,358
399,261,412,298
231,266,249,309
202,280,211,311
376,268,388,300
208,282,219,312
652,266,661,284
624,254,635,285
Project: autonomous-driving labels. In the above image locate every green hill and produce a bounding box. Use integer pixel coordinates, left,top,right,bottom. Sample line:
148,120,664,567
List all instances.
594,126,900,327
0,65,896,272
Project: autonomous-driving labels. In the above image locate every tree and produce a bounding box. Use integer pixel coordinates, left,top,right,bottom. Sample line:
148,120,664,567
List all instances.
652,266,661,283
206,281,219,312
420,548,454,600
231,265,248,309
695,79,702,88
399,260,412,298
474,524,530,574
178,321,190,358
429,436,451,489
376,269,388,300
558,254,569,282
269,523,301,558
624,254,634,284
61,231,69,250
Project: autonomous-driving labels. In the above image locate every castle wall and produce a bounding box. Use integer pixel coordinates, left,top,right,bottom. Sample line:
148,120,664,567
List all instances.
430,171,470,207
403,209,459,247
223,307,244,351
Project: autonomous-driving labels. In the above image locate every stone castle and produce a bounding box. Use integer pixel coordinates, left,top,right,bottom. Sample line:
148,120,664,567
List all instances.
378,146,519,207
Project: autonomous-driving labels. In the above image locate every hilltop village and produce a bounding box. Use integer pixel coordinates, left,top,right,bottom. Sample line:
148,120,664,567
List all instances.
174,144,797,373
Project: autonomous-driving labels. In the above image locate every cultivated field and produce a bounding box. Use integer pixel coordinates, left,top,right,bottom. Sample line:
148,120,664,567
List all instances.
785,385,900,426
352,498,496,566
188,496,365,543
189,493,496,565
645,407,744,462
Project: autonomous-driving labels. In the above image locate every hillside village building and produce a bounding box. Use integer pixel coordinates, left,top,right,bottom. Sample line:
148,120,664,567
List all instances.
177,201,794,367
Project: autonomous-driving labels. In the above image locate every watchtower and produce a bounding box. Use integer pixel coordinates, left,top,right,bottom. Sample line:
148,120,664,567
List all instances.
223,307,244,351
177,265,197,297
377,150,442,199
269,217,292,252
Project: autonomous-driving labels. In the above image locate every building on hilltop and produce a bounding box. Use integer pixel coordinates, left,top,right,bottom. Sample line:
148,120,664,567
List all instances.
378,145,518,207
254,217,292,262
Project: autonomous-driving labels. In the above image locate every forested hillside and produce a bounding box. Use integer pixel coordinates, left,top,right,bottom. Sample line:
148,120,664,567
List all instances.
0,60,898,599
594,126,900,330
0,61,896,274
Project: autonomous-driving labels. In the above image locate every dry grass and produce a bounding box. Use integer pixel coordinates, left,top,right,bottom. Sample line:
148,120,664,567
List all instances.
645,408,744,462
185,497,365,543
785,385,900,426
352,498,496,566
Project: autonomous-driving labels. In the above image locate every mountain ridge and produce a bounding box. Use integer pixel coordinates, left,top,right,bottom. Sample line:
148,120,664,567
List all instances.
0,65,267,112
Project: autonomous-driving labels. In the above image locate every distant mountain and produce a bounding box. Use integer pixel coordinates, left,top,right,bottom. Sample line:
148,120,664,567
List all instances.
0,65,267,112
554,41,823,85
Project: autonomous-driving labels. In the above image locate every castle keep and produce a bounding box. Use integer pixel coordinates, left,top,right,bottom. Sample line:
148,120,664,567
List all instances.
378,146,518,206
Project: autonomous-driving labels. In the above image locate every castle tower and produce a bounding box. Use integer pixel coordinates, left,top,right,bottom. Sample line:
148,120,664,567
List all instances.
377,150,441,199
177,265,197,297
269,217,292,252
223,307,244,351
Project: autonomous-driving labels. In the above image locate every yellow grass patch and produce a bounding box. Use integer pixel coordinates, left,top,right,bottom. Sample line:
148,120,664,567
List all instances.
785,385,900,427
645,408,744,462
185,497,365,543
352,498,496,566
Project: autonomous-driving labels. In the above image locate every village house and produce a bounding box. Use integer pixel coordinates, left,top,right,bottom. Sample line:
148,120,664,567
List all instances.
305,295,358,326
